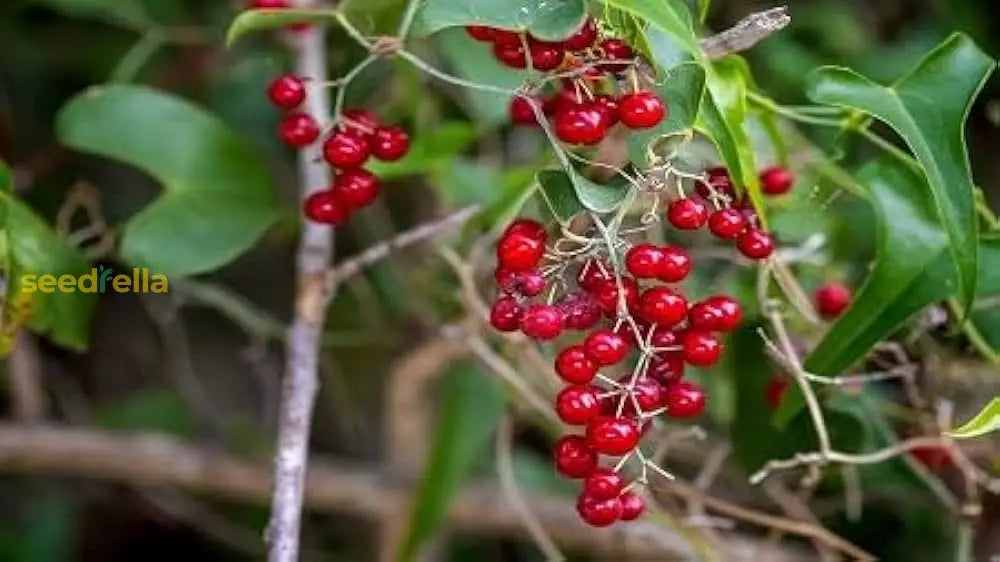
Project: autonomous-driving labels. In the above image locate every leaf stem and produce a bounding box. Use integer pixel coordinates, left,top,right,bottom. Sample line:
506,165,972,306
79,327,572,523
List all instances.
110,31,164,83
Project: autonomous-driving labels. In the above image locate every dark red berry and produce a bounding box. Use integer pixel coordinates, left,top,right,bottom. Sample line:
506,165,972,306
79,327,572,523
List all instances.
697,167,733,198
504,218,547,241
583,329,629,366
649,327,679,349
765,376,789,411
815,282,851,319
553,435,598,478
637,287,688,327
598,39,633,73
737,229,775,260
582,468,624,500
545,88,585,115
667,198,709,230
564,16,598,51
556,385,602,425
520,304,565,340
304,190,349,224
560,292,602,330
493,40,527,68
760,165,795,195
491,30,521,46
342,108,380,136
497,232,545,271
489,297,523,332
619,492,645,521
513,270,546,297
618,91,666,129
267,74,306,109
646,353,684,384
708,208,747,239
495,266,517,293
370,126,410,161
664,380,706,418
556,346,598,384
576,494,622,527
323,130,369,168
629,377,664,412
577,259,611,292
527,37,565,71
279,112,320,147
688,295,742,332
911,444,953,471
250,0,288,8
465,25,495,42
593,277,639,317
554,106,607,145
658,245,692,283
586,416,640,456
591,95,619,127
509,95,541,125
625,244,665,279
681,330,722,367
332,168,380,209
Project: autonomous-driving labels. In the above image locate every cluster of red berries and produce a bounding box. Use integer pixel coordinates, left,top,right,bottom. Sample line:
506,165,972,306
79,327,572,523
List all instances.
264,74,412,225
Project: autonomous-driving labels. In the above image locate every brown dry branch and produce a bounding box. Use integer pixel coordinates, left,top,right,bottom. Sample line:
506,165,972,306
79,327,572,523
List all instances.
699,7,792,60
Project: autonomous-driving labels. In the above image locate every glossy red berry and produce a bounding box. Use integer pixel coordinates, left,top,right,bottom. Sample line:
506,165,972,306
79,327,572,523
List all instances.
619,492,645,521
509,95,541,125
815,282,851,319
554,106,607,145
304,190,349,224
577,259,612,292
559,292,602,330
646,353,685,384
323,130,370,168
911,444,953,471
332,168,380,209
556,385,602,425
681,330,722,367
765,376,789,411
649,327,679,349
664,380,706,419
564,16,598,51
576,494,622,527
667,198,709,230
737,229,775,260
582,468,624,500
545,88,585,115
591,95,620,127
493,40,527,68
495,266,517,293
465,25,495,42
250,0,289,8
527,38,565,71
625,244,665,279
618,91,666,129
708,208,747,239
342,108,380,136
556,346,598,384
760,165,795,195
497,231,545,271
688,295,742,332
629,377,664,412
279,112,320,147
583,329,629,366
267,75,306,109
520,304,565,340
513,270,546,297
553,435,598,478
370,126,410,161
489,297,523,332
598,39,634,73
586,416,640,456
504,218,547,241
637,287,688,327
658,245,692,283
593,277,639,317
697,167,733,198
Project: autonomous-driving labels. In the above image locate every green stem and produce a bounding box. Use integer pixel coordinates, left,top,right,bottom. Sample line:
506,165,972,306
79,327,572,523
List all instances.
110,31,164,83
746,91,846,128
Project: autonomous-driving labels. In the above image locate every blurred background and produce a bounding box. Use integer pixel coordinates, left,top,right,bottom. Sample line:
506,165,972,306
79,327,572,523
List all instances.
1,0,999,561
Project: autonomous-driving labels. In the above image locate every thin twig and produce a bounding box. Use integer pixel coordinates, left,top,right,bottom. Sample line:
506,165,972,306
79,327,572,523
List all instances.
699,7,791,60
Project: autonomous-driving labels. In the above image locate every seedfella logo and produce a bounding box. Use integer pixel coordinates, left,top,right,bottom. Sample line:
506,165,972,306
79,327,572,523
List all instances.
20,266,168,294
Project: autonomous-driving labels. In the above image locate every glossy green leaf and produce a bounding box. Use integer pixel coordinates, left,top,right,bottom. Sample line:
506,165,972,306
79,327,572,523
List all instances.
225,8,336,45
436,29,525,125
398,364,505,561
602,0,701,57
367,122,477,179
33,0,151,29
948,397,1000,439
536,169,584,224
413,0,586,40
57,85,279,276
965,236,1000,362
806,33,997,312
569,169,630,214
627,62,706,167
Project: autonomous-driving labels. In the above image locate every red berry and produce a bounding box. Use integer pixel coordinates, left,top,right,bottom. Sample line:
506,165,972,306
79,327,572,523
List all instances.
323,130,370,168
663,380,706,419
554,106,607,145
527,38,565,71
497,231,545,271
667,198,709,230
629,377,664,412
332,168,380,209
658,245,692,283
342,108,380,136
250,0,288,8
564,17,598,51
513,269,546,297
491,30,521,45
760,165,795,195
815,282,851,319
545,88,585,115
649,327,679,348
708,208,747,239
556,385,602,425
765,376,789,411
520,304,565,340
493,40,527,68
582,468,624,500
688,295,742,332
555,346,598,384
583,329,629,366
504,218,547,241
737,229,775,260
637,287,688,327
489,297,523,332
911,444,953,471
279,112,320,147
598,39,633,73
586,416,640,456
267,74,306,109
646,353,685,384
303,190,349,224
577,259,611,292
619,492,645,521
509,95,541,125
593,277,639,317
495,266,517,293
625,244,665,279
697,167,733,198
591,95,619,127
370,126,410,161
465,25,495,42
553,435,598,478
681,330,722,367
576,494,622,527
618,91,666,129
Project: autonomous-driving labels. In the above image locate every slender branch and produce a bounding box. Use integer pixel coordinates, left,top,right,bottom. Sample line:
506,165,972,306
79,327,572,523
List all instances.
699,7,791,60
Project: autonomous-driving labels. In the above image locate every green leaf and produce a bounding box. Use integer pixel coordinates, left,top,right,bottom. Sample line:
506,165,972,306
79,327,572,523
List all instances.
436,29,525,125
225,8,337,45
33,0,151,29
434,160,536,229
966,237,1000,362
569,169,629,214
398,364,505,561
948,397,1000,439
627,62,706,167
413,0,586,40
56,85,279,276
536,169,584,224
367,122,477,179
601,0,701,58
806,33,997,313
775,157,953,427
